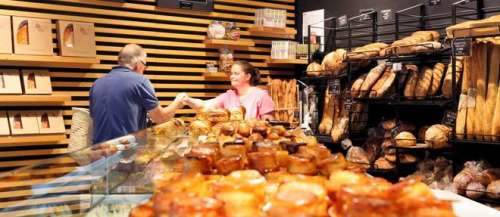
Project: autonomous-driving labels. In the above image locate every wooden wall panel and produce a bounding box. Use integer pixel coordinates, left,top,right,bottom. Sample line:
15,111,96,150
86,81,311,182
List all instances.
0,0,296,214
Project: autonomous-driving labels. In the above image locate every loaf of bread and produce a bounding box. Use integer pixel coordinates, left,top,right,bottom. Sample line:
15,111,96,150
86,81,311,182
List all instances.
425,124,452,149
415,66,433,100
395,131,417,147
351,73,367,98
443,58,464,98
306,62,322,76
455,56,469,139
465,54,476,140
321,49,347,75
348,42,389,60
428,63,446,96
359,63,386,97
331,107,349,143
485,45,499,141
404,65,419,99
474,43,488,140
369,67,396,98
491,46,500,141
412,41,442,53
446,15,500,38
318,88,334,135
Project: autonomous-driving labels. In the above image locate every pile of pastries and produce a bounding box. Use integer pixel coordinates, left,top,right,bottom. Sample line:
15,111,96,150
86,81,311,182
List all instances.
168,107,361,176
129,170,456,217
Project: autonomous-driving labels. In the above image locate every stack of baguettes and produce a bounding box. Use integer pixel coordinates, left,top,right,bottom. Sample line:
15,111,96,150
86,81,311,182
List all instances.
446,15,500,38
268,78,297,124
455,38,500,141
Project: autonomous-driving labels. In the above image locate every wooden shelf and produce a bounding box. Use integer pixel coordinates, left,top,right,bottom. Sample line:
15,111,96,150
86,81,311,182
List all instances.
0,134,67,146
0,54,99,68
204,38,255,48
248,26,297,39
202,72,229,79
266,58,308,65
0,95,71,106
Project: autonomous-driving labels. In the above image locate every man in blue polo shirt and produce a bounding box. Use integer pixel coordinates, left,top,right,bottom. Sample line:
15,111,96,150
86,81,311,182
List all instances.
89,44,185,144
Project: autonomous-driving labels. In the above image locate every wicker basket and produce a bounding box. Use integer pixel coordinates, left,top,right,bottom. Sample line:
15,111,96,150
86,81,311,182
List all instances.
68,107,93,153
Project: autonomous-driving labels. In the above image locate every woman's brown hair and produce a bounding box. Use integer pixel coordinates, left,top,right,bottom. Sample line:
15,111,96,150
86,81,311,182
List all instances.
233,60,260,86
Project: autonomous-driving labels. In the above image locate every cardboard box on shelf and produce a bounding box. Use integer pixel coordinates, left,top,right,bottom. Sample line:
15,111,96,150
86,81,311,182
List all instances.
0,15,12,54
12,16,53,56
36,110,65,134
0,69,22,94
21,69,52,94
0,111,10,136
8,110,39,135
57,21,96,57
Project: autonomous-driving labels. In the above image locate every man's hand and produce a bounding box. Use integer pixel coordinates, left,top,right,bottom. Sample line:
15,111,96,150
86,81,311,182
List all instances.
174,92,188,108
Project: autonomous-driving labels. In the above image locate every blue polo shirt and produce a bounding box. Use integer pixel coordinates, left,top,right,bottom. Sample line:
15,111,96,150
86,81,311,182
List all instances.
89,66,159,144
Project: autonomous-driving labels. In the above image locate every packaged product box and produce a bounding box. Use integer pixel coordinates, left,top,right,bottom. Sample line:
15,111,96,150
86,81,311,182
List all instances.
21,69,52,94
0,15,13,54
36,110,65,134
57,20,96,57
0,111,10,136
8,110,39,135
0,69,22,94
12,16,53,55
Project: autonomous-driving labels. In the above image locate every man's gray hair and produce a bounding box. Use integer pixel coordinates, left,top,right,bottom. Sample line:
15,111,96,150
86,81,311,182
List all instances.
118,44,147,69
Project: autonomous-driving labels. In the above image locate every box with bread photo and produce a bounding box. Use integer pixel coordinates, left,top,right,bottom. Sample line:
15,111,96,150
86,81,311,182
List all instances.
0,15,12,54
21,69,52,94
56,20,96,58
7,111,39,135
0,111,10,136
36,110,65,134
0,69,22,94
12,16,53,56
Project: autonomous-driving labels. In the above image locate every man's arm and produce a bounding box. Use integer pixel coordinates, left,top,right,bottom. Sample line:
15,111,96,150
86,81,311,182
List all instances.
184,97,217,109
148,93,186,124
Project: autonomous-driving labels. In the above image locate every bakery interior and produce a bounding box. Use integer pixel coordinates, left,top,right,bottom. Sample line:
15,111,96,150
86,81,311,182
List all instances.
0,0,499,216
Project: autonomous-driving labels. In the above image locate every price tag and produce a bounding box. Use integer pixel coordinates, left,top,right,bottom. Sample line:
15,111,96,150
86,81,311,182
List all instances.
338,15,347,27
453,38,472,56
344,98,353,111
380,9,393,22
442,110,457,127
359,13,370,21
392,62,403,72
330,79,342,96
429,0,441,6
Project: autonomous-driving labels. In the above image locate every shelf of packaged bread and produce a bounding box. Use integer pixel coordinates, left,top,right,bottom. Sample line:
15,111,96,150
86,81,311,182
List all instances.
0,95,71,106
0,134,67,146
204,38,255,48
0,54,99,68
266,58,308,65
248,26,297,39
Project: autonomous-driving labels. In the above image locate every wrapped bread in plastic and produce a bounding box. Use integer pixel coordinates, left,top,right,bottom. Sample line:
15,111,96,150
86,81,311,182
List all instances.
466,182,486,199
425,124,451,149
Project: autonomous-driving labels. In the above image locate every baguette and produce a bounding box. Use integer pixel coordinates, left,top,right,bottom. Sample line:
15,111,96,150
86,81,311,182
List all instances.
359,63,386,97
415,66,434,100
351,73,368,98
318,88,334,134
369,68,396,98
456,57,469,140
474,43,488,140
465,51,476,140
489,45,500,141
443,58,464,98
428,63,446,96
404,65,419,99
331,105,349,143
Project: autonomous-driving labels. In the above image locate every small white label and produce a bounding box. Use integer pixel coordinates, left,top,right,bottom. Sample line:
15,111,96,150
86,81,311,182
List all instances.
392,63,402,72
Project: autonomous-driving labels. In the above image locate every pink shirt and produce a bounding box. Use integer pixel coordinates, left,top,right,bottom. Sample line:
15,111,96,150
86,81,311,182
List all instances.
213,88,275,120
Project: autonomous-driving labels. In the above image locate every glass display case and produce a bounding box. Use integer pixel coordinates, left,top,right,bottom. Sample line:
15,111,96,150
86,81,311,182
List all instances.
0,119,187,217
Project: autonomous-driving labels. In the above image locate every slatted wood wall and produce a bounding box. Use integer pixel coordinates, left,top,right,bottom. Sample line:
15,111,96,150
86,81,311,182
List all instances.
0,1,297,215
0,0,297,171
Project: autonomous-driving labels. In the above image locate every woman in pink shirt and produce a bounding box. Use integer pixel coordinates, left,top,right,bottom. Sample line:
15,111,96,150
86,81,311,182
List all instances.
184,60,275,120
